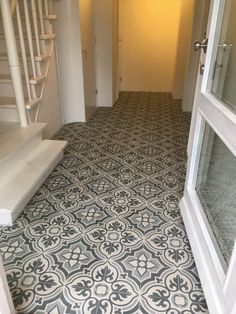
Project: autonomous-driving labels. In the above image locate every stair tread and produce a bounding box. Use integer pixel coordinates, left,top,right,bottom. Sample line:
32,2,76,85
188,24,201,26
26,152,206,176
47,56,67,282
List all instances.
0,74,45,84
0,53,50,61
0,97,41,109
0,122,46,162
0,139,67,216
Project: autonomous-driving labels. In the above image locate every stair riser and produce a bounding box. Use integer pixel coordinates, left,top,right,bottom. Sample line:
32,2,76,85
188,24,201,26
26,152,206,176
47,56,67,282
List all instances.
0,82,42,97
0,60,48,77
0,18,53,35
0,151,63,226
0,132,43,183
0,36,51,57
0,37,36,53
11,150,64,224
0,139,66,226
0,84,14,97
0,108,19,122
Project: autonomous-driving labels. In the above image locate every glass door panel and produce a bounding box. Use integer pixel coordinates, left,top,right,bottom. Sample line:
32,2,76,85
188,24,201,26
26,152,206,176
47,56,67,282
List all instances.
196,123,236,268
210,0,236,113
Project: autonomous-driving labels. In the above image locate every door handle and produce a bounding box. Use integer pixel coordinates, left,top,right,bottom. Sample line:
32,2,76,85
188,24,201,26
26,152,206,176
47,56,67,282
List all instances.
194,38,208,53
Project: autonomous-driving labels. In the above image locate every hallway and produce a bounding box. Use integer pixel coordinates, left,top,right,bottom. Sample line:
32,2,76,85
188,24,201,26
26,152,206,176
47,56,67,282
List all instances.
0,92,208,313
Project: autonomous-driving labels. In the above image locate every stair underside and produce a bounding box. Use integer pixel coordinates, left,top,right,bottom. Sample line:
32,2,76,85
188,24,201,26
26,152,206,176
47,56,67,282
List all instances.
0,139,67,225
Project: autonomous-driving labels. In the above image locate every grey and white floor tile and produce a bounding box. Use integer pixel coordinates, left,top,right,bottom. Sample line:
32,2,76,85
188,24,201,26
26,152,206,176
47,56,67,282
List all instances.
0,92,208,313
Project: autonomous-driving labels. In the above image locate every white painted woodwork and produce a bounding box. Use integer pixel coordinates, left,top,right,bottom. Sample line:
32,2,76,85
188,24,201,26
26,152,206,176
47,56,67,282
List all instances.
0,257,16,314
0,0,28,127
112,0,119,103
79,0,97,120
0,139,66,226
180,0,236,313
0,0,62,135
94,0,113,107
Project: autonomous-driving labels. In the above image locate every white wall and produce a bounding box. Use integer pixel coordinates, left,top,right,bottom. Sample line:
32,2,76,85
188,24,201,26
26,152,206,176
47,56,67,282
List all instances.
54,0,86,123
172,0,195,99
119,0,182,92
94,0,113,107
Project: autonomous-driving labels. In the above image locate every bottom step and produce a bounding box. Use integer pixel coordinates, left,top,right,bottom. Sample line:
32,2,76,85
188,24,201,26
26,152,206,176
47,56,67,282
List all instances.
0,140,67,226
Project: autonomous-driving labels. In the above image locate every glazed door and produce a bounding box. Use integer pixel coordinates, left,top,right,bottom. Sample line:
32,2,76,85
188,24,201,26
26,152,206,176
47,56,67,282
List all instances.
181,0,236,313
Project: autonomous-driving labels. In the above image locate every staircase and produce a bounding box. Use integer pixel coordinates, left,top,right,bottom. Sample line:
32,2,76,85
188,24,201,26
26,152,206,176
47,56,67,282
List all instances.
0,0,56,122
0,0,66,225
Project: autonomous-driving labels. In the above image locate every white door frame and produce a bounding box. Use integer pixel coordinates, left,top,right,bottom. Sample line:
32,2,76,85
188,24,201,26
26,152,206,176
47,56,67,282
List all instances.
180,0,236,313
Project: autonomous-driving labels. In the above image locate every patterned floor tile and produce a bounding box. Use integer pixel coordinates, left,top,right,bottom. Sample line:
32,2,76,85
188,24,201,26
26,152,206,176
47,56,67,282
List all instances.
0,92,208,313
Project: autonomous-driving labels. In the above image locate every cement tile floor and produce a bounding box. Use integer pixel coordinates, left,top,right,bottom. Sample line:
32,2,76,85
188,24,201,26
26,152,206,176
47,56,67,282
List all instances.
0,92,208,313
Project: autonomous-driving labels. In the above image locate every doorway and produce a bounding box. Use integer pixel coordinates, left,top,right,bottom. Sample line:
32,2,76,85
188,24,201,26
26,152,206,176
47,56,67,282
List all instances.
117,0,194,98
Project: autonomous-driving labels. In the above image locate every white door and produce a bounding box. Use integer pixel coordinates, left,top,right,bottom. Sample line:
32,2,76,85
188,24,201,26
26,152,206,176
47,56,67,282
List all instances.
180,0,236,313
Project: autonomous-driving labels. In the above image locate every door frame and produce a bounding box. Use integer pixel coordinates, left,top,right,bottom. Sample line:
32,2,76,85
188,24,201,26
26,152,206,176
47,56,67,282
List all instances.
180,0,236,313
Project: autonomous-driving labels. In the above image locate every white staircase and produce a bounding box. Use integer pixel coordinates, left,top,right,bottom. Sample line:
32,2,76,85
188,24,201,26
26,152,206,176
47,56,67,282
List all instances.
0,0,56,122
0,0,67,226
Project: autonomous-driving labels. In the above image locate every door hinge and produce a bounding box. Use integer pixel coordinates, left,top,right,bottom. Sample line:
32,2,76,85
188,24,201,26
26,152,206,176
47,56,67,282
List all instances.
95,89,98,95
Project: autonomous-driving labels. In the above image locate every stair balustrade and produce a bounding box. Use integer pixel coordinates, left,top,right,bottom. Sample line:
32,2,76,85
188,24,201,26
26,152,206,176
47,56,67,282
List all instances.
0,0,55,125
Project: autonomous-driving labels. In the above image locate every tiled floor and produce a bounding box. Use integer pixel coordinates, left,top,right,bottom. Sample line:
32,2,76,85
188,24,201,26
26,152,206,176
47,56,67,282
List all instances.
0,92,208,313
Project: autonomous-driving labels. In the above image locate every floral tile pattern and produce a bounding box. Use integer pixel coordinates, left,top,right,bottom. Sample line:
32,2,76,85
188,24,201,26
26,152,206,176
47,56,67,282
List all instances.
0,92,208,313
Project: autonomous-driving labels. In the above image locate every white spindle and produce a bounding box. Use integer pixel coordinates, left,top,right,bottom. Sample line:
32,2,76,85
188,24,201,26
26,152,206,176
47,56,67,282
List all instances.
44,0,49,16
10,0,17,14
0,0,28,127
37,0,45,35
16,2,32,102
31,0,41,57
23,0,37,79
